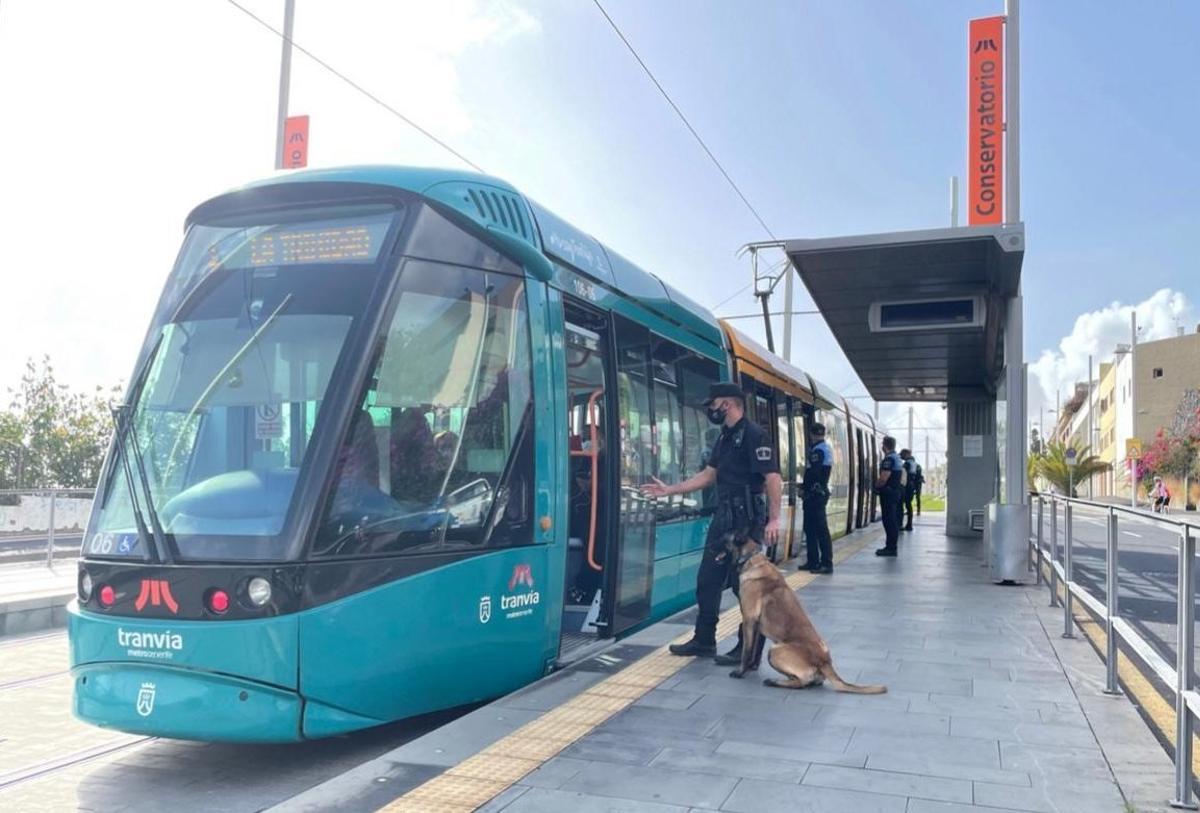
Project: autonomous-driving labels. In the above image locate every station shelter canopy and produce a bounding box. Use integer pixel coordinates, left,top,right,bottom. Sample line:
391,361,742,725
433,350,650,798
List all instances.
785,225,1025,403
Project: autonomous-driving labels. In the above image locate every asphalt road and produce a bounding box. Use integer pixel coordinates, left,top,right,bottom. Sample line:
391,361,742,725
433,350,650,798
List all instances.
1035,501,1200,675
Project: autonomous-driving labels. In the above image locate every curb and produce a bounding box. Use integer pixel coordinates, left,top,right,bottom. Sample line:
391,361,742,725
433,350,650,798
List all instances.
0,591,73,638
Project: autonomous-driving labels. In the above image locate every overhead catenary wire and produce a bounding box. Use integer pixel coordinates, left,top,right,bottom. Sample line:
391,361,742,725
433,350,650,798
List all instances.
591,0,777,243
226,0,485,174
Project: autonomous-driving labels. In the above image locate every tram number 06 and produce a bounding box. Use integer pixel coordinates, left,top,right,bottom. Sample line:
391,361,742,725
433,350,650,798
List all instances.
88,533,115,554
572,278,598,302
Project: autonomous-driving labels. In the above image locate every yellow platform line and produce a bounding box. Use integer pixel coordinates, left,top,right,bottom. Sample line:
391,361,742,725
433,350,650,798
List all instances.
1041,562,1200,781
378,531,880,812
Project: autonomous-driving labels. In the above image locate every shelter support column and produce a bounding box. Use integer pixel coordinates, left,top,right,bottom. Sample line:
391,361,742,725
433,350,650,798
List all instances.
946,395,998,538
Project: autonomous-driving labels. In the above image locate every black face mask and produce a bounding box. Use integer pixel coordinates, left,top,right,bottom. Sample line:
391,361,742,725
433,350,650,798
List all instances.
707,406,727,425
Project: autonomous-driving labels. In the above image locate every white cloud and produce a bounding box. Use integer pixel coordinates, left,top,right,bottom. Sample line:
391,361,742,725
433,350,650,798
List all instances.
1029,288,1194,416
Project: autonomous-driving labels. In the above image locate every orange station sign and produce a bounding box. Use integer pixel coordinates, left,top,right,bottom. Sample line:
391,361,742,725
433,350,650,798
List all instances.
283,115,310,169
967,17,1004,225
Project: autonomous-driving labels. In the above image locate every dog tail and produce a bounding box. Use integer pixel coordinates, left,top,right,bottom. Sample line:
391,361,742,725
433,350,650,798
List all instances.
820,663,887,695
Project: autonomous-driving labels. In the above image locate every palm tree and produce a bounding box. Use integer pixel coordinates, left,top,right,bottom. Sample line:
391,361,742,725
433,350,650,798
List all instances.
1035,442,1110,497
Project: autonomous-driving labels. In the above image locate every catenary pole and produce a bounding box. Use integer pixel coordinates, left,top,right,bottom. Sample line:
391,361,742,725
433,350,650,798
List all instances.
274,0,296,169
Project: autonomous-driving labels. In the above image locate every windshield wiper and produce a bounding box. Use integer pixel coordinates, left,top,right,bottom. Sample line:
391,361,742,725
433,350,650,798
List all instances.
111,406,158,562
108,332,171,563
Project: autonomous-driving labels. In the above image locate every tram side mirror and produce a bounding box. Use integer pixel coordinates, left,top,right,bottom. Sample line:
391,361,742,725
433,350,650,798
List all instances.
484,225,555,282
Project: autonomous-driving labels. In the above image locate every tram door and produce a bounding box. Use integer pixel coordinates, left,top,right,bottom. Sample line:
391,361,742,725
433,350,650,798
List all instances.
560,306,613,654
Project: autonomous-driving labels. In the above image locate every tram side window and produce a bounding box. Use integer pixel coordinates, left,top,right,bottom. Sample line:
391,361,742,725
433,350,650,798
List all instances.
676,351,720,514
313,259,534,557
615,320,654,491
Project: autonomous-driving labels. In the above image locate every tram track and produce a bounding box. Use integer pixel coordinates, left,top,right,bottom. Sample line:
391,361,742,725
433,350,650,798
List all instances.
0,736,155,792
0,668,68,691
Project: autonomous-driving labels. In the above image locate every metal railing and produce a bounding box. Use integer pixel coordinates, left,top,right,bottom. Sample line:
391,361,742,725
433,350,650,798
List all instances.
0,488,94,566
1028,491,1200,809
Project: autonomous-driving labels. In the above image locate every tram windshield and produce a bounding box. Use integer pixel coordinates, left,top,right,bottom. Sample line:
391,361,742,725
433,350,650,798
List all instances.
88,205,403,561
312,258,534,557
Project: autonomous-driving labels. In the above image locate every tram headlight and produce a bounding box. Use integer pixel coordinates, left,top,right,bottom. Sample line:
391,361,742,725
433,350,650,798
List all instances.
79,570,93,602
246,577,272,607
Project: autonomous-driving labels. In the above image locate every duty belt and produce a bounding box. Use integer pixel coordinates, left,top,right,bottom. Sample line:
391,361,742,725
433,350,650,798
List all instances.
715,486,767,529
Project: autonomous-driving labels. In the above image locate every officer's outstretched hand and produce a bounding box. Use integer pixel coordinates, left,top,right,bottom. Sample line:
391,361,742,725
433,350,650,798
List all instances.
641,476,671,499
764,518,781,546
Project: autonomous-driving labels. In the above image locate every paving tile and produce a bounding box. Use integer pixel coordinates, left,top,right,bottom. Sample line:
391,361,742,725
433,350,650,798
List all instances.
690,692,820,722
720,777,907,813
782,686,919,712
516,757,590,789
707,717,855,753
908,694,1047,723
476,784,531,812
715,739,868,768
847,729,1001,768
972,778,1127,813
812,706,950,736
649,747,808,782
635,689,704,711
864,754,1030,787
905,800,1027,813
949,716,1100,749
561,762,738,809
801,763,972,803
998,742,1112,782
501,787,690,812
971,678,1078,704
599,706,721,738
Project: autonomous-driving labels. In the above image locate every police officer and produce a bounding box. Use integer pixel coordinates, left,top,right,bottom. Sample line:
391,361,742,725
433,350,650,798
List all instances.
875,436,904,556
913,460,925,516
642,382,782,663
801,423,834,574
900,448,917,532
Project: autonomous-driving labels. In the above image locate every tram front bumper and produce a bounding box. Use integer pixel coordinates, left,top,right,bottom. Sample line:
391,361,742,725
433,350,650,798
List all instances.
72,661,303,742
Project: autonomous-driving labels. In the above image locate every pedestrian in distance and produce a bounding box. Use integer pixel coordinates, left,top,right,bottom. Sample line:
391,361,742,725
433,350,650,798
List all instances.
875,436,904,556
900,448,917,531
800,422,834,574
642,382,782,665
1152,476,1171,514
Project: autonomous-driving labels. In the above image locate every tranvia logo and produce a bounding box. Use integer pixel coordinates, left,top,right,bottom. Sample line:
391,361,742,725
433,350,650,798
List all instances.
134,579,180,614
479,595,492,624
118,627,184,660
501,564,540,619
136,682,157,717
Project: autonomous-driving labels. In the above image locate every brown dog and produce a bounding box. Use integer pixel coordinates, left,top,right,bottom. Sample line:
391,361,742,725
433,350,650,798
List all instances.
724,536,886,694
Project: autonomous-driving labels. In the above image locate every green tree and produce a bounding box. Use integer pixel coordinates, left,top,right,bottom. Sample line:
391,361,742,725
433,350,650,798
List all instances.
1,357,121,489
1035,441,1110,497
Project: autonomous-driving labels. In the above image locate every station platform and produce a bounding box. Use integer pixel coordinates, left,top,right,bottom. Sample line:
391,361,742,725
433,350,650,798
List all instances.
0,558,75,637
274,517,1177,813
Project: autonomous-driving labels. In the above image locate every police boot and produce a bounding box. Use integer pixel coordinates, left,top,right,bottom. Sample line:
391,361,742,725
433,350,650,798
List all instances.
713,626,746,666
669,636,716,657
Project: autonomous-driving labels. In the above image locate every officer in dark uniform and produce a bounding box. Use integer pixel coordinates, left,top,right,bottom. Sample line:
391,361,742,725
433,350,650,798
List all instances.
801,422,834,574
900,449,918,531
875,435,904,556
642,382,782,663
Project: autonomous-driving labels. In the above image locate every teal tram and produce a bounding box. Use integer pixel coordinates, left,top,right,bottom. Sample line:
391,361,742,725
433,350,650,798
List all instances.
69,166,880,741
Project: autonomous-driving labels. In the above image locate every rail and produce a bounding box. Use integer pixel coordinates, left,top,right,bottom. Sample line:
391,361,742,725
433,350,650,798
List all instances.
1027,491,1200,809
0,488,94,567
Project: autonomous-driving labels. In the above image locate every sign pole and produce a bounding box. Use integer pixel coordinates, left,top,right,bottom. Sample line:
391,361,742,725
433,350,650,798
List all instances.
274,0,296,170
1004,0,1019,224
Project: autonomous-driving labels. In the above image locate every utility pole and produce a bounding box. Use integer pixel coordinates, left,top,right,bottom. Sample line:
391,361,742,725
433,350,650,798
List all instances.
782,264,794,363
1087,354,1094,499
274,0,297,170
907,405,914,452
950,176,960,227
1002,0,1024,507
1130,310,1138,508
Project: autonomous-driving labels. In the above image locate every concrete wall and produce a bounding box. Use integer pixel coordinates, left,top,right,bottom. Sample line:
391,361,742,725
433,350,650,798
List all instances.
0,495,92,535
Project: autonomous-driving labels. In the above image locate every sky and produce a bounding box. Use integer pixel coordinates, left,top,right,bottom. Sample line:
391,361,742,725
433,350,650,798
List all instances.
1,0,1197,473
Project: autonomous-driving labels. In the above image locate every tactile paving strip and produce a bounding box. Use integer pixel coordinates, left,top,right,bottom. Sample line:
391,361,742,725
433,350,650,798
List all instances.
377,532,877,812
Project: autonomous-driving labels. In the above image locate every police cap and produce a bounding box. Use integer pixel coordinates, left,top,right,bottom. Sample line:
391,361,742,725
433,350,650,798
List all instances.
810,422,826,436
703,382,746,405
